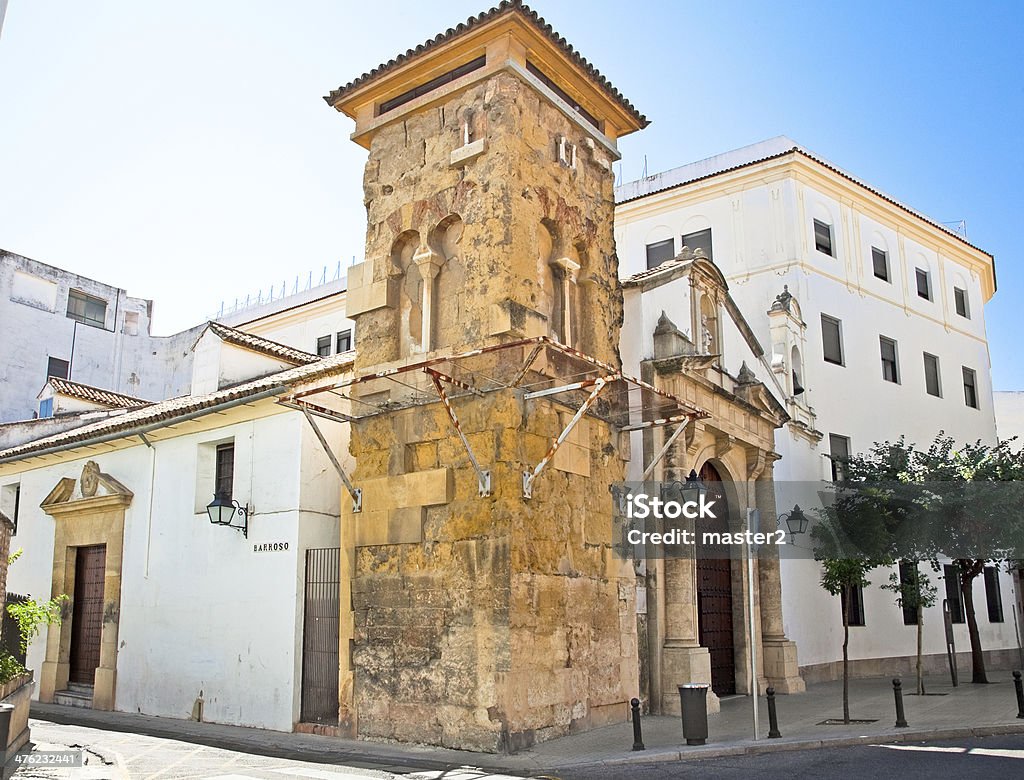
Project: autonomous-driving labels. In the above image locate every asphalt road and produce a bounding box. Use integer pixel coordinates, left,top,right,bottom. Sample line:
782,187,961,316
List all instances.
555,735,1024,779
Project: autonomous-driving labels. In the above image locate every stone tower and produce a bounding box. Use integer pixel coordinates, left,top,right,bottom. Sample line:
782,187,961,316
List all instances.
325,2,649,751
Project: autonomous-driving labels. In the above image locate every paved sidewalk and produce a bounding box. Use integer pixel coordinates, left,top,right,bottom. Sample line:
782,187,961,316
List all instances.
26,672,1024,776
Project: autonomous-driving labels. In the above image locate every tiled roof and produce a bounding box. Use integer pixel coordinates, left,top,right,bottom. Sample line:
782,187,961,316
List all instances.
0,353,356,464
47,378,150,409
615,137,992,260
622,256,693,286
206,321,321,365
323,0,648,129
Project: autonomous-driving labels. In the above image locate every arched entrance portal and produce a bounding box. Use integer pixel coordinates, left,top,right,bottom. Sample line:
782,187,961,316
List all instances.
696,462,736,696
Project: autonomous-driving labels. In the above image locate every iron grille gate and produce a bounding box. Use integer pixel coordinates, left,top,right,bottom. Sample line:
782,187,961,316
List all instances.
300,547,340,724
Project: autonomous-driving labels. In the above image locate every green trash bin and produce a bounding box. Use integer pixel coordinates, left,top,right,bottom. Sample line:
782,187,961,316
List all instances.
678,683,710,745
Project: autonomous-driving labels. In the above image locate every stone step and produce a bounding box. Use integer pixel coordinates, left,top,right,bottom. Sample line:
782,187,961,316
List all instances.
53,687,93,708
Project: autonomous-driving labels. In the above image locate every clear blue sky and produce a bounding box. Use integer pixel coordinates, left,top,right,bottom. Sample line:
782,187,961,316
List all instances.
1,1,1021,387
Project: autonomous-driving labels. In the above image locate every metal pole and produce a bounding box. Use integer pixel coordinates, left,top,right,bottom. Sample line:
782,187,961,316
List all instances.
630,697,645,750
746,512,759,741
766,687,781,738
893,678,908,728
1013,671,1024,719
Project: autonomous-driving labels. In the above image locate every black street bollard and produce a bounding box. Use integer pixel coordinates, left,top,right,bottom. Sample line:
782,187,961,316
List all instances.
766,686,782,738
1014,671,1024,719
893,678,908,728
630,697,645,750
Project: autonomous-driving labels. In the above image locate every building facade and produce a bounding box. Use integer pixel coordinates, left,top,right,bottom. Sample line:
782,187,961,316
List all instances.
615,137,1017,683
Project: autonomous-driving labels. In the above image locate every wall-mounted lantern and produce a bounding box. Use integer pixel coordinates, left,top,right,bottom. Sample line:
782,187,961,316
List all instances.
206,494,249,538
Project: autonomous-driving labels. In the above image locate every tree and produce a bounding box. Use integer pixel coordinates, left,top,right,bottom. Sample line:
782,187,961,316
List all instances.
911,435,1024,684
819,559,873,723
0,550,68,683
882,563,937,695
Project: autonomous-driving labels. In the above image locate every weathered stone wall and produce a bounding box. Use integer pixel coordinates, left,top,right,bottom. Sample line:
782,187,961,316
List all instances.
347,388,634,751
352,70,622,370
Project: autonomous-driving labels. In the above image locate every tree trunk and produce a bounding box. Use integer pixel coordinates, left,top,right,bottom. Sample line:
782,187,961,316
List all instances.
916,605,925,695
959,560,988,684
842,587,850,723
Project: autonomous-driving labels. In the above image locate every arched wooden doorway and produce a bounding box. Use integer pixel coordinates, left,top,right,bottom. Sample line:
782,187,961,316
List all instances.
696,461,736,696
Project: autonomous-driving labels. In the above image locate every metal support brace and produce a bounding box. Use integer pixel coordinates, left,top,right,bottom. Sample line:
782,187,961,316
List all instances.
640,419,689,482
300,405,362,513
426,370,492,497
523,376,607,499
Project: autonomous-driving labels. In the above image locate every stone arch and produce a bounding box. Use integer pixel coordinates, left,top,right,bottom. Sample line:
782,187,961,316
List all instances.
391,230,423,357
429,214,465,351
791,344,805,396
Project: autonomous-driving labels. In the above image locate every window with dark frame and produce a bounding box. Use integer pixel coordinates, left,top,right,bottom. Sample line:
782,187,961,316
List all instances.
984,566,1004,623
924,353,942,397
962,367,979,409
316,335,332,357
871,247,890,281
336,329,353,353
916,268,932,300
821,314,844,365
944,564,964,623
841,584,865,626
880,336,899,383
11,484,19,536
645,238,675,269
681,228,713,261
813,219,834,256
954,287,970,319
214,443,234,502
66,289,107,328
46,356,70,381
898,561,920,626
828,433,850,482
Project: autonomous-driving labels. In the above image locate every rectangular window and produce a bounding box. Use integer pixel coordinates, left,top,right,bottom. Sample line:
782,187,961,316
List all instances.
923,353,942,397
871,247,890,281
984,566,1004,623
813,219,834,256
841,584,865,626
316,335,332,357
962,367,978,409
336,329,353,353
898,562,919,626
38,398,53,418
828,433,850,482
47,356,70,381
11,484,18,536
214,443,234,501
645,238,675,269
954,287,970,319
916,268,931,300
821,314,844,365
379,55,486,115
66,289,107,328
944,564,964,624
681,228,713,262
880,336,900,383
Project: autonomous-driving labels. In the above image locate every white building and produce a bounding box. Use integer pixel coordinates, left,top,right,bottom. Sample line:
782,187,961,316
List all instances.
0,250,200,424
615,137,1017,681
0,322,352,729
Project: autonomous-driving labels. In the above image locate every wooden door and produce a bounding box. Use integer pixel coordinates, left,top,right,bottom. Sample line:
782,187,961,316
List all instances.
696,463,736,696
69,545,106,686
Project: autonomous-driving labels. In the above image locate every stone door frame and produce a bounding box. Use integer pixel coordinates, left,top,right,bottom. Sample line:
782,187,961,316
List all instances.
39,465,131,711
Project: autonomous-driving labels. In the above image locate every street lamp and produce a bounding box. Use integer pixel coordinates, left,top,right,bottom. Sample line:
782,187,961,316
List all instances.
206,494,249,538
777,504,808,540
660,469,708,505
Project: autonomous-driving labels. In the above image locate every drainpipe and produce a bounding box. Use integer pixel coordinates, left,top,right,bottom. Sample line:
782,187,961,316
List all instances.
139,433,156,578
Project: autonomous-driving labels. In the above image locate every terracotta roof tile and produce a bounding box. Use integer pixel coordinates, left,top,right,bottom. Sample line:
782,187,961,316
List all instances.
47,378,150,409
1,354,355,463
324,1,648,129
206,321,321,365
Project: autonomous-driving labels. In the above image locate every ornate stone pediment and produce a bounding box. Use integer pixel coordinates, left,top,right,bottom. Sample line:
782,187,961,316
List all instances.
40,461,133,515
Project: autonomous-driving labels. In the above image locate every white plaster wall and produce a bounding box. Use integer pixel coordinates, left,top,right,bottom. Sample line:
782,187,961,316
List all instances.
2,406,346,732
227,291,355,358
994,392,1024,440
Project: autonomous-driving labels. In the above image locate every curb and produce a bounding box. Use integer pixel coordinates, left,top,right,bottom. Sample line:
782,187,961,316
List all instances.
555,723,1024,770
